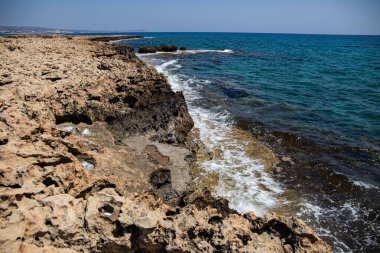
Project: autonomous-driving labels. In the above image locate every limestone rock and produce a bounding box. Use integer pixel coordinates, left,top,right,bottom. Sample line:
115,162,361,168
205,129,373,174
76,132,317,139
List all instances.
0,36,331,253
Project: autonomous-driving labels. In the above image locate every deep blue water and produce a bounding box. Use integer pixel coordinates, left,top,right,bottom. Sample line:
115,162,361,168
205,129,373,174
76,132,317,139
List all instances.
127,33,380,153
123,33,380,184
120,33,380,252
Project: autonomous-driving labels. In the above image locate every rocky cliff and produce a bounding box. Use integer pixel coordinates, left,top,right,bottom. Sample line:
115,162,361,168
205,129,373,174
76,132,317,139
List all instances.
0,36,332,253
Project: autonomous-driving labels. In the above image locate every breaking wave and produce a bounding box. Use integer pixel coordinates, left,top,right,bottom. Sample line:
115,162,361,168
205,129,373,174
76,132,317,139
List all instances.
152,58,284,216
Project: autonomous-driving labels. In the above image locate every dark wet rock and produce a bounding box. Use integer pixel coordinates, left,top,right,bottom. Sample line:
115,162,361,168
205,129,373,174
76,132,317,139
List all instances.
138,46,158,54
158,45,177,52
138,45,177,54
186,189,237,217
111,44,135,59
86,35,143,42
150,169,171,187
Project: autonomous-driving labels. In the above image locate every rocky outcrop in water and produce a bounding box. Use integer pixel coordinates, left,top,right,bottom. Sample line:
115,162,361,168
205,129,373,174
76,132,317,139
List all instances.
0,36,331,252
138,45,178,54
86,35,143,42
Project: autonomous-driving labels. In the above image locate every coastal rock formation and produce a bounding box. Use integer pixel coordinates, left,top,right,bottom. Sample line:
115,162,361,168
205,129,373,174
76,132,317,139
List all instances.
86,35,144,42
0,36,331,252
138,45,177,54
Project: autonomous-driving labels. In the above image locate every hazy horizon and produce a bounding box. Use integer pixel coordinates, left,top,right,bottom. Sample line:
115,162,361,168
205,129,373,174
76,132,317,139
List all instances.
1,0,380,36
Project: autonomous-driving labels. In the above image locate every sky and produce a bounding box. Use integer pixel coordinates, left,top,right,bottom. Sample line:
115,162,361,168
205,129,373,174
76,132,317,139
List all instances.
0,0,380,35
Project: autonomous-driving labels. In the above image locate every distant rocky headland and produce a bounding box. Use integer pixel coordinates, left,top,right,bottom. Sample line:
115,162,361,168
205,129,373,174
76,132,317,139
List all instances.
0,35,332,252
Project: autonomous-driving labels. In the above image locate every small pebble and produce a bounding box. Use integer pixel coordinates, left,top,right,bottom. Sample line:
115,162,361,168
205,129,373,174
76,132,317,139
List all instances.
62,126,75,133
81,128,91,136
273,166,283,174
281,156,295,165
82,161,95,171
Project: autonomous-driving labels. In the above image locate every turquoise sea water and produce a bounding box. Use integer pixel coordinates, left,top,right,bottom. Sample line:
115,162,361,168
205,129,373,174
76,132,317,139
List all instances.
120,33,380,252
127,33,380,156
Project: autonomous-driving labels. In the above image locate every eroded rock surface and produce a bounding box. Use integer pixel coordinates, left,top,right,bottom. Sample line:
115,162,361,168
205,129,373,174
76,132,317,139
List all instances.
0,36,331,252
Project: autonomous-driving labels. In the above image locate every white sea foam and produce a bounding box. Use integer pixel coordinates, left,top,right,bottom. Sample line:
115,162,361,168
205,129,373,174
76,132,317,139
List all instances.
352,179,379,190
155,60,179,73
298,198,380,252
298,202,352,252
154,59,283,216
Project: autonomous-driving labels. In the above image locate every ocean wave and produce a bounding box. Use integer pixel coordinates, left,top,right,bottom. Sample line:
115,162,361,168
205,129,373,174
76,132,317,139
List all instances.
154,59,283,216
155,59,181,73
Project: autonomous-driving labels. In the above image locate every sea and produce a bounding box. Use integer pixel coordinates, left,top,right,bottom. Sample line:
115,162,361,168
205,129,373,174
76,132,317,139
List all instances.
5,31,378,252
119,33,380,253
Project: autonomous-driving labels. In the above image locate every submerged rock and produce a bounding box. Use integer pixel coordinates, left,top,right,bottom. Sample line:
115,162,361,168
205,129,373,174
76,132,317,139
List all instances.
138,46,157,54
138,44,178,54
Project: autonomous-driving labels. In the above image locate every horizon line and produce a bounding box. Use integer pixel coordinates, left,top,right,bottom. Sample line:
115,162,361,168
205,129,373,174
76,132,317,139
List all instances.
1,25,380,36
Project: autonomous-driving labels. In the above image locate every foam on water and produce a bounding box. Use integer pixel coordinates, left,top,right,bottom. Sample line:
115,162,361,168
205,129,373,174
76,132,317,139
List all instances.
352,179,379,190
298,198,380,252
155,60,180,73
152,58,284,215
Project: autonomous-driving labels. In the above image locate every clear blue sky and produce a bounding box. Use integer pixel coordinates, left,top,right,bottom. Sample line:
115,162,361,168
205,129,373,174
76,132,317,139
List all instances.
1,0,379,35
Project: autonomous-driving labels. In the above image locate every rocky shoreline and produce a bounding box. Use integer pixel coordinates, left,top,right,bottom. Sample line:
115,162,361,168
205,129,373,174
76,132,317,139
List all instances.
0,35,331,252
